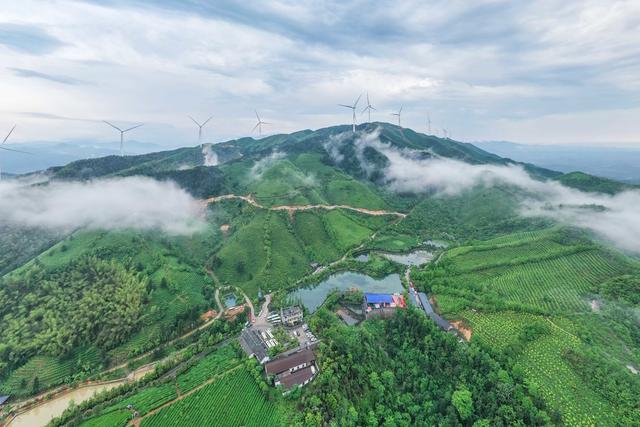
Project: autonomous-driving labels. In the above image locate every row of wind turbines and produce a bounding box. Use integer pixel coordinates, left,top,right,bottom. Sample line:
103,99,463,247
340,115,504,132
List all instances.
339,92,449,138
1,95,451,173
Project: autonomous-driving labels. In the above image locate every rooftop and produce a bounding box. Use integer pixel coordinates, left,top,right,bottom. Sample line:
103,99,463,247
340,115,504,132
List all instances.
364,293,394,304
0,395,9,405
278,365,316,389
265,349,315,375
239,328,268,362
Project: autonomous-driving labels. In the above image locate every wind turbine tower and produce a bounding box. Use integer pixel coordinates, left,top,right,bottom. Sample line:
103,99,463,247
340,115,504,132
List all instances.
391,106,403,126
0,125,31,181
427,114,432,134
252,111,270,137
361,93,376,123
339,94,362,132
189,115,214,144
104,121,143,156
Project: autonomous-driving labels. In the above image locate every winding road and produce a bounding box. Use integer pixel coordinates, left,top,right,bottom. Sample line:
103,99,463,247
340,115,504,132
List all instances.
204,194,406,218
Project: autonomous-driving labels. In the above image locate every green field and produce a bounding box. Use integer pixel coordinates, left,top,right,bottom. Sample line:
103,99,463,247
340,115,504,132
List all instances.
142,368,284,427
176,345,241,393
464,311,612,426
0,347,102,396
413,227,640,425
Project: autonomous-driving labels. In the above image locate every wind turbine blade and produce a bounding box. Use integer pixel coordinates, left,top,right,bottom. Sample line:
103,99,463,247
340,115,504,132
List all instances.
252,122,260,132
0,146,32,154
2,125,16,145
261,121,272,125
255,110,261,121
338,104,353,109
370,106,377,110
361,106,369,113
123,123,143,132
366,92,370,105
353,94,362,108
103,120,122,132
188,116,201,127
202,115,214,127
399,106,403,113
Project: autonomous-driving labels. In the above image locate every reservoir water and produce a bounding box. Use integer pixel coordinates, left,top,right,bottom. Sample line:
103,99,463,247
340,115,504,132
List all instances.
290,271,403,313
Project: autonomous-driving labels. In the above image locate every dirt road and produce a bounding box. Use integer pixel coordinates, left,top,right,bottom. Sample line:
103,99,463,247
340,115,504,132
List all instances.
204,194,406,218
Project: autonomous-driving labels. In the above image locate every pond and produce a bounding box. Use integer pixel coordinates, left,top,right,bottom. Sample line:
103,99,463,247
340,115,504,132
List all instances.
381,250,434,266
223,293,237,308
354,253,369,262
290,271,404,313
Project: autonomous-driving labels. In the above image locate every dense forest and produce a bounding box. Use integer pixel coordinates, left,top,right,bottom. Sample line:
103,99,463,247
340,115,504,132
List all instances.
0,256,148,376
299,307,551,426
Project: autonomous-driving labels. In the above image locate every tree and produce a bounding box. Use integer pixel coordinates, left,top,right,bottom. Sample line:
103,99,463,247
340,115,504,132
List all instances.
452,387,474,421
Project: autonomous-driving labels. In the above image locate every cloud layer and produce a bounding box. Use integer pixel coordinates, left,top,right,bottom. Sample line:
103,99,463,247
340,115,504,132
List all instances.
1,1,639,145
335,129,640,253
0,177,203,234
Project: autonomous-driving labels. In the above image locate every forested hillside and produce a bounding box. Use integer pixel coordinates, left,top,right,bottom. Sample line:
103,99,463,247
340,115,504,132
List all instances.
1,124,638,427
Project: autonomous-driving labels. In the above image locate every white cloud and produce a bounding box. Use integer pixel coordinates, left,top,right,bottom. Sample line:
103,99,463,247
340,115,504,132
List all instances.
0,176,204,234
338,129,640,252
248,151,286,180
202,144,219,166
1,1,639,146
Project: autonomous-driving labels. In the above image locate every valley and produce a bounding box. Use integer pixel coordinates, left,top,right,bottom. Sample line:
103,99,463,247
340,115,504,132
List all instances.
0,124,639,426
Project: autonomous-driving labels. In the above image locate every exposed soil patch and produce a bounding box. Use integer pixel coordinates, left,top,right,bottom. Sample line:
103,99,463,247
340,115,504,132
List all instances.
200,309,217,321
220,224,230,234
224,304,246,321
451,321,472,341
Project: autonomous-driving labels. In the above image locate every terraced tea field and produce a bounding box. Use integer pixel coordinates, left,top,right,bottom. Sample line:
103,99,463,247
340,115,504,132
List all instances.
142,369,284,427
464,311,614,426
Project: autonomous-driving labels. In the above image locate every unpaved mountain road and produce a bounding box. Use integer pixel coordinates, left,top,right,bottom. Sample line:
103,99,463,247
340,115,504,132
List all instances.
204,194,407,218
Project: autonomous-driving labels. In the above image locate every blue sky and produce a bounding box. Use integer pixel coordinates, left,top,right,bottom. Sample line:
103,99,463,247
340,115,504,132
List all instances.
1,0,639,146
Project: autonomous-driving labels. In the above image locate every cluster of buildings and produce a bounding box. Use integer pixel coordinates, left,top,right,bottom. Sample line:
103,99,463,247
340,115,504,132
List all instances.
239,304,319,392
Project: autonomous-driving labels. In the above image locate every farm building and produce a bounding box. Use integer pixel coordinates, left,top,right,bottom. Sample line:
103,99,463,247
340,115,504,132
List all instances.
280,306,303,326
264,349,318,391
239,328,270,364
363,293,406,318
416,292,453,332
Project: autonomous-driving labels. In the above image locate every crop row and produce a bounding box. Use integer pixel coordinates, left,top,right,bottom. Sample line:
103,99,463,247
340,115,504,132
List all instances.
176,345,241,393
142,369,283,427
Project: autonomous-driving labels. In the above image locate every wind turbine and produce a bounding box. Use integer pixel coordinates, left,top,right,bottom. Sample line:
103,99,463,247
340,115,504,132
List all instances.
103,121,143,156
426,114,432,134
252,111,270,137
442,128,448,139
0,125,31,181
338,94,361,132
361,92,376,123
189,115,213,144
391,106,403,126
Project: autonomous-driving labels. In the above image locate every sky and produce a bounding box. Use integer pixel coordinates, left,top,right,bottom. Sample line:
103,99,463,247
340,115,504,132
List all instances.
1,0,639,147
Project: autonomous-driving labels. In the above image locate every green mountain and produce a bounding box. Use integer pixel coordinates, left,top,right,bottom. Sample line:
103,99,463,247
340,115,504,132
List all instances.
1,123,638,426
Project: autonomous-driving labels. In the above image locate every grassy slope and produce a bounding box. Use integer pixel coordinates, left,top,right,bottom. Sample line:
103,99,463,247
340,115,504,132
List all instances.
413,228,639,425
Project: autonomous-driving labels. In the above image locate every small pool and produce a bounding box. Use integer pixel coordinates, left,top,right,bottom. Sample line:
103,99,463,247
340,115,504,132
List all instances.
223,293,238,308
290,271,403,313
354,253,370,262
